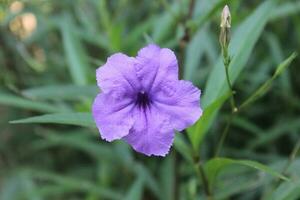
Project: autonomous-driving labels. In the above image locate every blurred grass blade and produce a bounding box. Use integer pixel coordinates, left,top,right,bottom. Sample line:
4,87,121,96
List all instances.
31,130,118,163
0,92,64,113
124,177,144,200
174,134,193,163
271,1,300,20
187,92,230,150
0,172,41,200
125,16,156,52
29,170,122,200
134,164,160,198
265,180,300,200
152,2,179,43
239,52,297,110
10,113,95,127
159,155,175,200
17,44,46,72
60,13,89,85
264,32,291,93
248,118,300,150
188,0,228,31
184,26,208,81
22,85,98,100
204,157,289,188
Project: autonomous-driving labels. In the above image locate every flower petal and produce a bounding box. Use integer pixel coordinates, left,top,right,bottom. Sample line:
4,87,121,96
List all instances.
152,80,202,131
96,53,140,94
124,107,174,156
92,93,135,142
135,44,178,92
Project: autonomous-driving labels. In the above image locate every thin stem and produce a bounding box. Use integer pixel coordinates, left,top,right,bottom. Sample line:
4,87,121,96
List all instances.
223,51,237,113
215,114,234,157
215,47,237,157
282,138,300,175
193,154,213,200
272,138,300,190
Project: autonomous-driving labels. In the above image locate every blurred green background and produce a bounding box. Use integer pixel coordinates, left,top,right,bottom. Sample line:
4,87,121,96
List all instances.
0,0,300,199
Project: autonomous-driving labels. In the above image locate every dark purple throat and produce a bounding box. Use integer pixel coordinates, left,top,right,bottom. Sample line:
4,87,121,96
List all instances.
136,91,151,109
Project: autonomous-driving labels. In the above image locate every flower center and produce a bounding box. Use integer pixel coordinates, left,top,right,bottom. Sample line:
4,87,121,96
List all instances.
136,91,151,109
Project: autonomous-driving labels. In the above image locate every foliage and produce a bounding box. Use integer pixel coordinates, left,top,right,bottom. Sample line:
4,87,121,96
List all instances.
1,0,300,199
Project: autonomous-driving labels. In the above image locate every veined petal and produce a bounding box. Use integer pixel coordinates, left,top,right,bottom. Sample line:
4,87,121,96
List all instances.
92,93,135,142
152,80,202,131
135,44,178,92
96,53,140,94
124,107,174,156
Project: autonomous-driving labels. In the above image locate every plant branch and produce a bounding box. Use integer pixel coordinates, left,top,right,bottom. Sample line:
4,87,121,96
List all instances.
193,154,213,200
215,114,234,157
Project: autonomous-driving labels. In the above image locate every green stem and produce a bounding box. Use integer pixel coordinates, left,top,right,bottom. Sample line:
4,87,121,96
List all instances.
272,138,300,191
215,114,234,157
223,51,237,113
281,138,300,175
215,48,237,157
193,154,213,200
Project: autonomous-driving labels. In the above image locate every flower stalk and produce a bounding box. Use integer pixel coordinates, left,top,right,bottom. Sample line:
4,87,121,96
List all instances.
193,154,214,200
215,5,237,157
219,5,237,113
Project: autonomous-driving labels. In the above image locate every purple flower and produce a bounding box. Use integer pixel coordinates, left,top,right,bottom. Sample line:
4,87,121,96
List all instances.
92,44,202,156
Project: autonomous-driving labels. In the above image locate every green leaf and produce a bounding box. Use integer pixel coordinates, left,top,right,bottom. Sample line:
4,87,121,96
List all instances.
204,157,289,188
274,52,297,77
152,2,180,43
60,13,89,85
187,92,230,150
271,1,300,20
0,92,64,113
125,16,156,52
239,52,297,110
184,26,210,81
173,134,193,163
0,171,41,200
265,180,300,200
10,113,95,128
247,118,300,150
28,170,122,200
187,0,228,31
22,85,98,100
124,177,144,200
159,155,175,200
31,130,116,162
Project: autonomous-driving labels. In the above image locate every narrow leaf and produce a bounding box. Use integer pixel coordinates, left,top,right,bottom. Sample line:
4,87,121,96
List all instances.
204,157,289,188
124,177,144,200
10,113,95,128
28,170,122,200
239,52,297,110
188,0,228,31
22,85,98,100
60,14,89,85
0,93,64,113
265,180,300,200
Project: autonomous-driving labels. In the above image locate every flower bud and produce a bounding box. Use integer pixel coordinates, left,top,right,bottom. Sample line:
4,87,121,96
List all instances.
219,5,231,54
220,5,231,28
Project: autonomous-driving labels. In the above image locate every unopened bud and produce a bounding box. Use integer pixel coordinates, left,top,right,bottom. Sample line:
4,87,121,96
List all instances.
219,5,231,54
220,5,231,28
